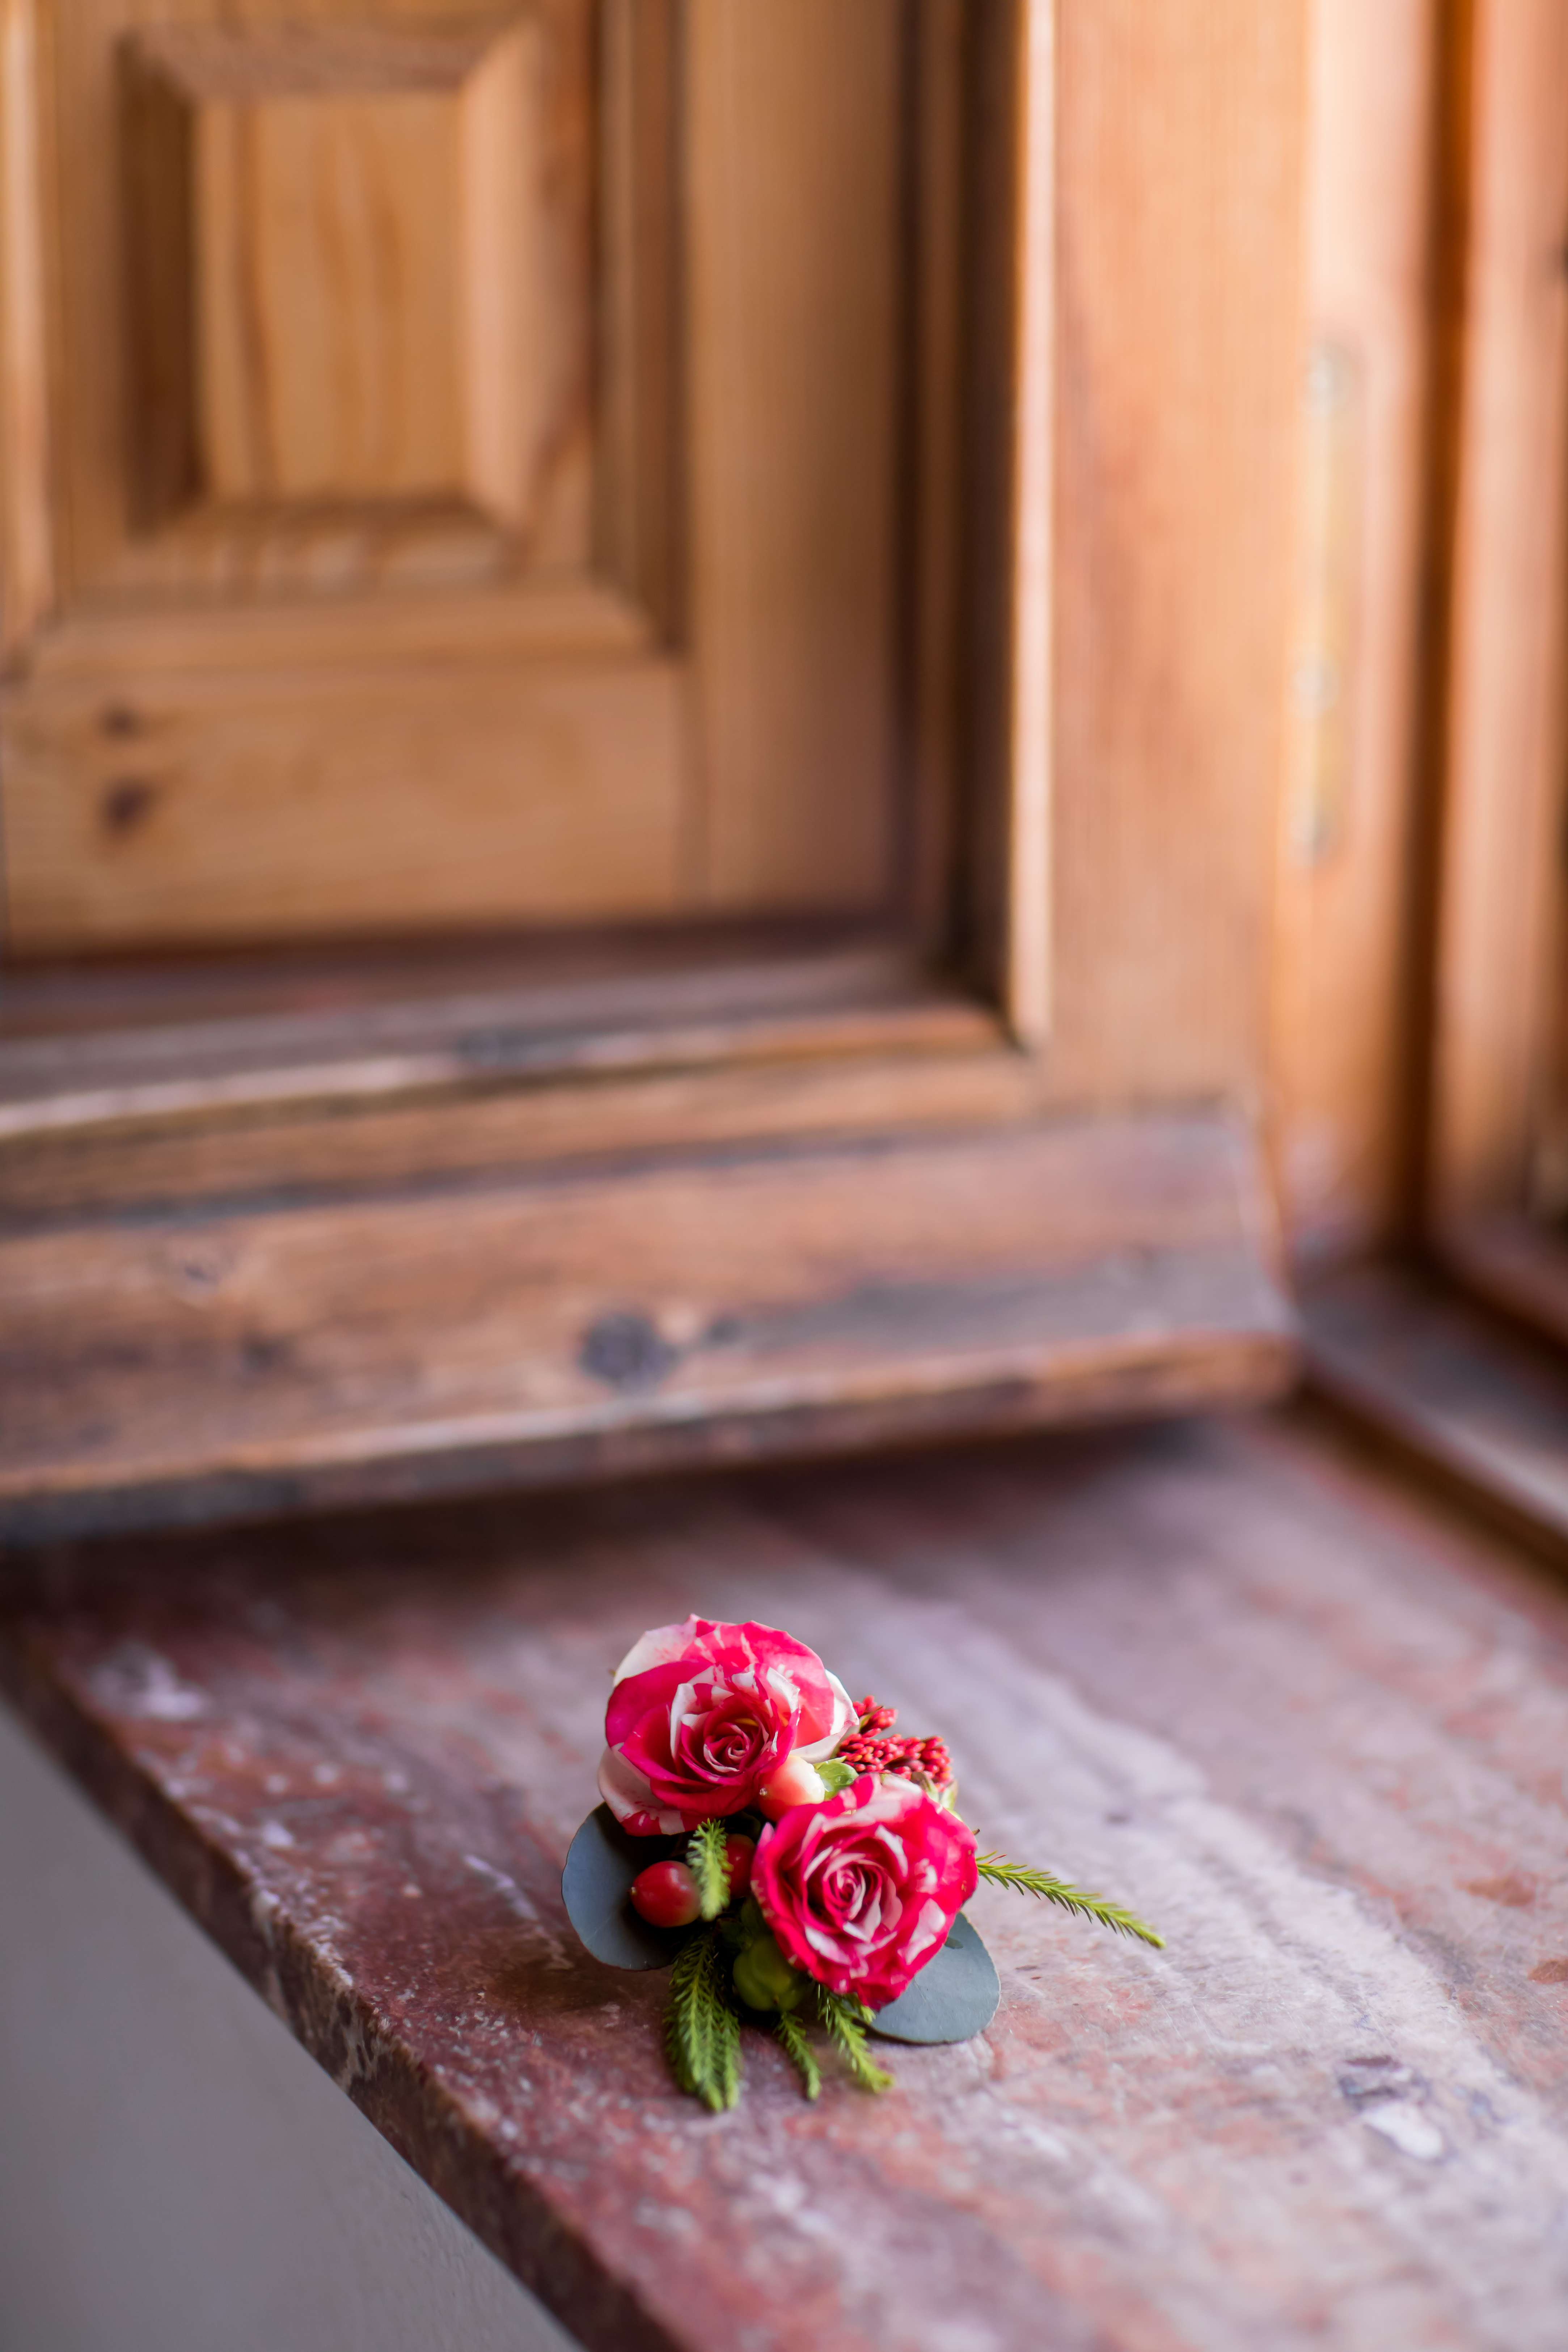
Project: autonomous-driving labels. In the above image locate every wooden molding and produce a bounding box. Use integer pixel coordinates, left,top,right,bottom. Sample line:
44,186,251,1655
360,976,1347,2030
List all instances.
1005,0,1054,1049
0,0,51,660
0,941,1022,1218
121,12,589,549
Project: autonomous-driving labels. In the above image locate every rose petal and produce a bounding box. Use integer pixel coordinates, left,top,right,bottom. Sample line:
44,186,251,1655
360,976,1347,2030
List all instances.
596,1744,687,1837
796,1669,856,1761
610,1615,708,1687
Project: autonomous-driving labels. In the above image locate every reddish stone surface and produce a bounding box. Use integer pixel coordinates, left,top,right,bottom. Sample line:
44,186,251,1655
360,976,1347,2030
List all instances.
5,1411,1568,2351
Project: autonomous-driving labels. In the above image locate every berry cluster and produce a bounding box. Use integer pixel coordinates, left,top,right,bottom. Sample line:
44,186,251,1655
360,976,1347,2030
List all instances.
837,1696,955,1791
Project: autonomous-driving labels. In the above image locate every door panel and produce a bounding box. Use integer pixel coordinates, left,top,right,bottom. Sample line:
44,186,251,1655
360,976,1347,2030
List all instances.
0,0,909,953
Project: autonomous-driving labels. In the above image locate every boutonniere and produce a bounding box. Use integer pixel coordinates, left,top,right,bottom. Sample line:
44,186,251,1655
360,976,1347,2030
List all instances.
562,1615,1162,2109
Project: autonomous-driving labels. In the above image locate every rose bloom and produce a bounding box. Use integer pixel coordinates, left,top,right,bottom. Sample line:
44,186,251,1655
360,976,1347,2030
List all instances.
752,1773,978,2008
597,1616,854,1836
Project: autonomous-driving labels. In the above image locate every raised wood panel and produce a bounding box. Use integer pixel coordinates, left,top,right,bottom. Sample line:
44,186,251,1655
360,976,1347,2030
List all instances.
199,85,470,504
126,16,580,545
3,657,689,951
2,0,919,952
85,2,595,593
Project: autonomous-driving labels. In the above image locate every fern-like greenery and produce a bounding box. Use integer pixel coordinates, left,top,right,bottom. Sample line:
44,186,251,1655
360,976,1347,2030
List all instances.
815,1987,894,2094
664,1930,743,2110
774,2010,822,2101
975,1854,1164,1949
687,1817,731,1920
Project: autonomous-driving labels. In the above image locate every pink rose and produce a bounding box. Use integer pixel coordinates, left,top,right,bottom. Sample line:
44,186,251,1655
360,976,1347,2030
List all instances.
597,1616,854,1836
751,1774,978,2008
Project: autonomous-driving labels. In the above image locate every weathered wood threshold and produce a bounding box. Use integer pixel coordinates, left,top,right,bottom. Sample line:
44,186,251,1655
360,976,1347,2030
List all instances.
0,1110,1294,1546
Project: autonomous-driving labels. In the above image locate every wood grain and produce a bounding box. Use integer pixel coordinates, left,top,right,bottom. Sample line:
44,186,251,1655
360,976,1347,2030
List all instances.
65,0,597,595
0,1112,1294,1542
7,1413,1568,2347
1431,0,1568,1226
3,656,692,952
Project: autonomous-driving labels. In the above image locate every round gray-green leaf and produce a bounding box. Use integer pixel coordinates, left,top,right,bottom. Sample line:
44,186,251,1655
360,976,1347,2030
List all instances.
867,1912,999,2044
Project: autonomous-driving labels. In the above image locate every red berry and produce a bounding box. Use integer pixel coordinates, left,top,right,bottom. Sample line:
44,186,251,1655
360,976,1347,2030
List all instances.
629,1859,701,1928
724,1834,756,1898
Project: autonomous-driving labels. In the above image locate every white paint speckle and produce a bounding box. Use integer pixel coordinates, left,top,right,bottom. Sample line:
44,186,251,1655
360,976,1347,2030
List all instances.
1362,2102,1447,2163
258,1820,295,1851
90,1642,207,1723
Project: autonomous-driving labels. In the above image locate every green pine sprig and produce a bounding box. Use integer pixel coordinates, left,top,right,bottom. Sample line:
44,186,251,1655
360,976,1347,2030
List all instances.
663,1929,743,2110
815,1986,894,2094
687,1816,731,1920
774,2010,822,2100
975,1853,1164,1948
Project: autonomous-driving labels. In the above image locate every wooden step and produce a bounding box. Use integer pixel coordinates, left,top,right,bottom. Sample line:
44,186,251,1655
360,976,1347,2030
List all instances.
0,1110,1294,1544
1303,1258,1568,1566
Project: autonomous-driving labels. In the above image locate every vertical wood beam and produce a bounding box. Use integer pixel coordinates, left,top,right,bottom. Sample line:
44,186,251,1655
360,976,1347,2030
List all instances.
0,0,51,665
1430,0,1568,1228
1005,0,1055,1048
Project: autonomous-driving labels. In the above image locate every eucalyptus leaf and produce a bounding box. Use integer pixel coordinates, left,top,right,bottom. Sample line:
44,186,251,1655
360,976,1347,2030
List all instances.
867,1911,999,2044
560,1804,692,1971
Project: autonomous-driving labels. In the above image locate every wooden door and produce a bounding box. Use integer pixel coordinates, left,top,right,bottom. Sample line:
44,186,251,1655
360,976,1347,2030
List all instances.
0,3,1312,1543
0,0,919,954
